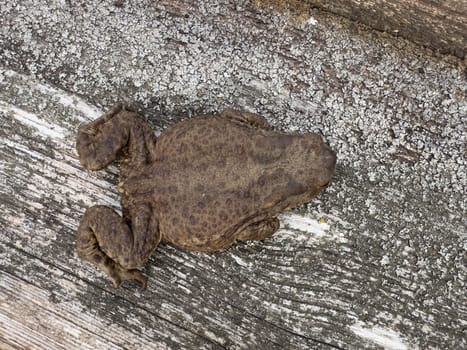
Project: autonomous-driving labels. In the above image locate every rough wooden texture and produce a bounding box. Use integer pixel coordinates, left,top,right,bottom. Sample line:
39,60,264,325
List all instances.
301,0,467,58
0,1,466,349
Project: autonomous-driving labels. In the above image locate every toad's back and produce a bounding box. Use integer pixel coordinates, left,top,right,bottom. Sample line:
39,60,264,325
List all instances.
123,115,334,251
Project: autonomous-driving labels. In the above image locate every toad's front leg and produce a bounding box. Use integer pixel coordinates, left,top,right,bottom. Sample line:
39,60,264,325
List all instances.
76,103,156,171
77,205,160,288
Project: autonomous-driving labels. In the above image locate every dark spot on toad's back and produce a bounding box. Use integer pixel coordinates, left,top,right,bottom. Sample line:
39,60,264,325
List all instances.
286,179,307,196
189,215,197,225
258,175,266,186
275,134,293,149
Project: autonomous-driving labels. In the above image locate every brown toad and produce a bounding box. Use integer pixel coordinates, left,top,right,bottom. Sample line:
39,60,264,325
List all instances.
76,104,336,288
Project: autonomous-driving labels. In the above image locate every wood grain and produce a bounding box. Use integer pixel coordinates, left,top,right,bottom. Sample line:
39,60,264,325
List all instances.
301,0,467,58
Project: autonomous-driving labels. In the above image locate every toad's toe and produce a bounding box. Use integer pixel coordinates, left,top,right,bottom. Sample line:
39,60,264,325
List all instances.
110,265,148,289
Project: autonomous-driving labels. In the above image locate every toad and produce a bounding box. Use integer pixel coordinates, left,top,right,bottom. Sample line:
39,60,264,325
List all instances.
76,104,336,288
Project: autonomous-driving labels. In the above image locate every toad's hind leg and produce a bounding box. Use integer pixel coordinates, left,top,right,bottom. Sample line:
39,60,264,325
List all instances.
77,205,161,288
235,218,280,242
76,104,156,171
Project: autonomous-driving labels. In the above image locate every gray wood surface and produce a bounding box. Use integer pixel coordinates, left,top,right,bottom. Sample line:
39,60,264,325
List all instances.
299,0,467,58
0,1,466,349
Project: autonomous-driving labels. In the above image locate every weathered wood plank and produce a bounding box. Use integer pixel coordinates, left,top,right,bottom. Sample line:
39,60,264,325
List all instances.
0,241,233,350
0,70,350,349
259,0,467,58
0,1,466,349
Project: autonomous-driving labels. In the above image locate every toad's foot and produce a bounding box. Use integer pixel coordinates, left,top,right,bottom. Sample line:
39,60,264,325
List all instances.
77,205,160,289
76,103,157,171
236,217,280,241
107,261,148,289
77,231,148,289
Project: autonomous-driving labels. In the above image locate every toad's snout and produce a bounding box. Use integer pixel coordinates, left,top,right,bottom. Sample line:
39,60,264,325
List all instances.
316,143,336,187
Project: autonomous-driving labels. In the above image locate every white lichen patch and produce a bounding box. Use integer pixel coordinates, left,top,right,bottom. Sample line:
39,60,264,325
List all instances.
230,254,251,268
280,213,330,235
0,101,67,140
306,16,318,26
350,321,412,350
1,68,102,123
277,212,348,245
